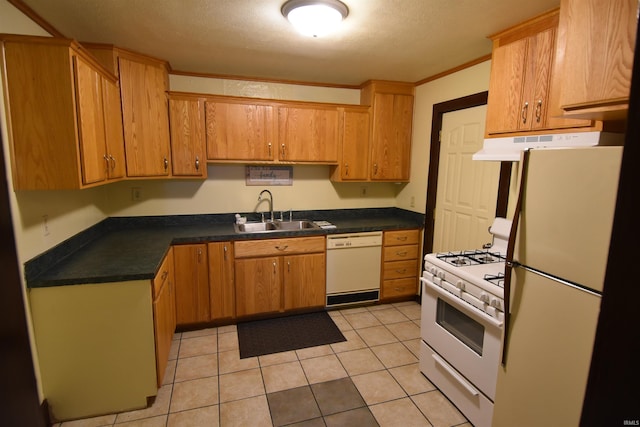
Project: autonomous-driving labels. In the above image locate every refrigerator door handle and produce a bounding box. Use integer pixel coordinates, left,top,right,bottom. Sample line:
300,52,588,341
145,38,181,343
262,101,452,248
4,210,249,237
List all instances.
513,263,602,298
502,148,531,365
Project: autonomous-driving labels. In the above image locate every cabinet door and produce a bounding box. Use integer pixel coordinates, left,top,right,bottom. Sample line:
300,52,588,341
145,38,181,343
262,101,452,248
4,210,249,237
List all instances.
101,78,126,180
205,101,275,161
169,97,206,177
485,38,529,134
335,108,370,181
74,55,107,185
559,0,636,119
283,253,326,310
119,57,171,177
173,244,210,325
235,257,281,316
208,242,235,320
278,106,339,162
521,29,554,131
152,248,175,387
370,93,413,181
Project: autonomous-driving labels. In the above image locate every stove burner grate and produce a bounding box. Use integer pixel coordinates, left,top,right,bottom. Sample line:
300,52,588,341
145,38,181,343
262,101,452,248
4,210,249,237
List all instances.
483,272,505,287
436,249,505,266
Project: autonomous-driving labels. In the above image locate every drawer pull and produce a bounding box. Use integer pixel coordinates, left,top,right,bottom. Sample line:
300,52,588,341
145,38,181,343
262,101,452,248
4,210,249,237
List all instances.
396,236,408,241
395,268,407,274
275,245,288,251
396,251,408,257
161,271,168,281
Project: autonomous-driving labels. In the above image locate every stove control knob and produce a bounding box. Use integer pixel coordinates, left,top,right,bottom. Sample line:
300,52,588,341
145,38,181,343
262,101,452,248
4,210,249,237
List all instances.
429,266,437,275
456,280,465,291
490,297,499,308
480,292,490,304
438,271,445,280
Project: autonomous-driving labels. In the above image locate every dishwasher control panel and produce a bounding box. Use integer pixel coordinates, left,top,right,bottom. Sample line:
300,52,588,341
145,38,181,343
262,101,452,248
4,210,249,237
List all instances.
326,232,383,249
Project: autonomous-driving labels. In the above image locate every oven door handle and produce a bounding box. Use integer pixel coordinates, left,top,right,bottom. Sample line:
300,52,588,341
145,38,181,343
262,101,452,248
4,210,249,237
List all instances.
420,277,503,329
432,353,480,397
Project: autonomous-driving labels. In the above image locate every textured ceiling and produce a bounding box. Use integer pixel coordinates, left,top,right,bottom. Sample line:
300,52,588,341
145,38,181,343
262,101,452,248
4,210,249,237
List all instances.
18,0,560,86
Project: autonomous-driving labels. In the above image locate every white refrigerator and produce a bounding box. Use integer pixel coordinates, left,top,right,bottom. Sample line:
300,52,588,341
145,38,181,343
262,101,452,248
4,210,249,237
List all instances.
492,146,623,427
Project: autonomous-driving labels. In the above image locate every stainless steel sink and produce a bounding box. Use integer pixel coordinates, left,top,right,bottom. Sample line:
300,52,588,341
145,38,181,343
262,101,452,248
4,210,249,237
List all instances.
234,220,320,234
276,220,319,231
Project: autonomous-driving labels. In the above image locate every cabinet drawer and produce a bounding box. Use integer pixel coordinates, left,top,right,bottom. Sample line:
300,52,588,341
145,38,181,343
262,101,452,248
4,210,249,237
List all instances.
234,236,325,258
383,259,419,280
383,244,419,262
382,278,418,298
152,250,173,299
384,229,420,246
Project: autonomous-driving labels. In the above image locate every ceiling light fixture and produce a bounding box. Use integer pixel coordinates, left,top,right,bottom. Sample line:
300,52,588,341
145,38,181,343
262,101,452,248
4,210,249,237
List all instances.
281,0,349,38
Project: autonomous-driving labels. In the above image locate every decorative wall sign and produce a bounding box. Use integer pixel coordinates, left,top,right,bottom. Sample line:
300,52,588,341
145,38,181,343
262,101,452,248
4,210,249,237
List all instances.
245,166,293,186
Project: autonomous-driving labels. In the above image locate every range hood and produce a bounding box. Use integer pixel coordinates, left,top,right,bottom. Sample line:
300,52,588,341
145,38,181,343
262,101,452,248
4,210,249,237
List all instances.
472,132,625,161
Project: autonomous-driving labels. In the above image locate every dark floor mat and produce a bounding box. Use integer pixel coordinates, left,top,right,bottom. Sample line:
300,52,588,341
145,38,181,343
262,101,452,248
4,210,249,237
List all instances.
237,311,346,359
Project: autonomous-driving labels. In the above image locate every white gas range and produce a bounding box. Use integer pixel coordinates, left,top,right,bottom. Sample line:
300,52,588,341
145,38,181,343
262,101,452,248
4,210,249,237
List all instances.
419,218,511,427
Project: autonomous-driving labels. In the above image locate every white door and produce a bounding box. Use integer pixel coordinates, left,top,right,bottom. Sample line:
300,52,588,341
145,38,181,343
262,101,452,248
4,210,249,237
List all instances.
433,105,500,252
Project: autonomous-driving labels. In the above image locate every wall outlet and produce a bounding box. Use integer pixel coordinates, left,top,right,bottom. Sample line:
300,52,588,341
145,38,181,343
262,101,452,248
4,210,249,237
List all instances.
410,196,415,207
131,187,142,201
42,215,50,237
360,186,367,197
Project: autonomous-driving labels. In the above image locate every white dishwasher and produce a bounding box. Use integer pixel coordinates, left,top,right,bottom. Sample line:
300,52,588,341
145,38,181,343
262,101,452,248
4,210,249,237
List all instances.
326,231,383,307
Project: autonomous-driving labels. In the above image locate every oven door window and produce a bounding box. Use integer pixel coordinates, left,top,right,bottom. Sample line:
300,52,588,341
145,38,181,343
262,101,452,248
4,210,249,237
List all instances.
436,298,484,355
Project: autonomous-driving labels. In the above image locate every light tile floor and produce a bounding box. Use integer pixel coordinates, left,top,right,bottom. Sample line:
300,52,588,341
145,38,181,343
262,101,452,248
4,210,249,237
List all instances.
53,301,471,427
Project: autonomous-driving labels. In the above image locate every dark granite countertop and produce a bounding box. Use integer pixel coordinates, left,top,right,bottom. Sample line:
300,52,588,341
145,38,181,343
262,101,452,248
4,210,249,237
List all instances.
25,208,425,288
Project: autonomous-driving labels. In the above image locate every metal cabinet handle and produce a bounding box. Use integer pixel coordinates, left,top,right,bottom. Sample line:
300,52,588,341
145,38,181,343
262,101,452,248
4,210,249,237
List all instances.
373,163,378,175
397,236,408,241
345,163,349,176
195,156,200,171
197,248,202,263
109,155,116,170
273,261,277,274
223,245,227,261
521,101,529,124
161,270,168,281
396,251,408,257
164,157,169,171
281,143,286,159
268,142,272,157
395,268,407,274
535,99,542,123
287,260,291,273
104,154,110,171
275,245,288,251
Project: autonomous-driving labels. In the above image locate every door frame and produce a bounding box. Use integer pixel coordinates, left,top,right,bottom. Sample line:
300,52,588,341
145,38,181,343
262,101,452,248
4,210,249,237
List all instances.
423,91,512,256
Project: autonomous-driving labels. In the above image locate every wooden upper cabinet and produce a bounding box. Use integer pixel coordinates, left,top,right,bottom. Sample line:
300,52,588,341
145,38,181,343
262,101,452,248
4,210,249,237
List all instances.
169,94,207,178
118,53,172,177
74,54,108,185
205,98,275,161
362,81,414,182
277,105,340,163
1,35,123,190
101,78,126,180
331,106,370,181
485,10,593,136
557,0,636,120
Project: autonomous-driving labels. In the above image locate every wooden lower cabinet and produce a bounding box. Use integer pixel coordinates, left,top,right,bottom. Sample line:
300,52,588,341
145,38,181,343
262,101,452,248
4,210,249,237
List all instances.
235,256,282,317
380,229,421,301
152,248,176,387
173,244,210,325
283,253,326,310
208,241,235,320
234,236,326,317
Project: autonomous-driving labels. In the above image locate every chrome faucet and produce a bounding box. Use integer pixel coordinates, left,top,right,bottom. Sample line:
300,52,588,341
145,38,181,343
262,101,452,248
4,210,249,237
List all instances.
258,189,274,222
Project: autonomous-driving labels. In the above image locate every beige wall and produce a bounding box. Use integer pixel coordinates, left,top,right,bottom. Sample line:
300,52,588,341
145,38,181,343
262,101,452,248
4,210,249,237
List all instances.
396,61,493,215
